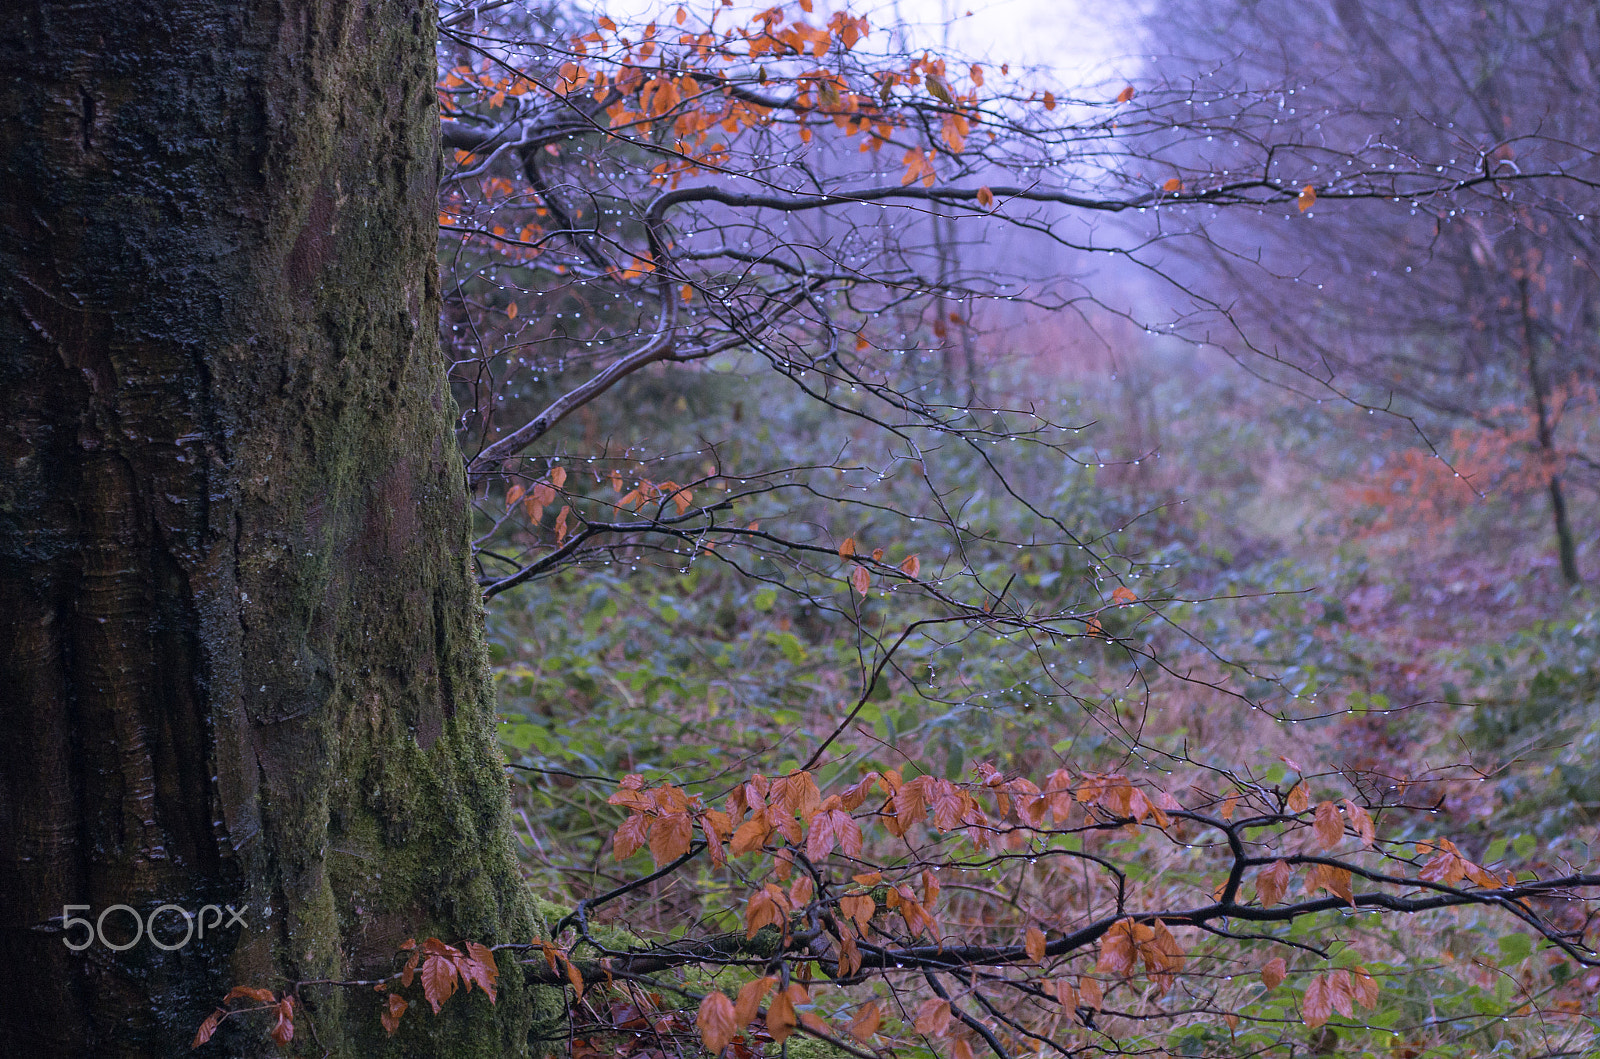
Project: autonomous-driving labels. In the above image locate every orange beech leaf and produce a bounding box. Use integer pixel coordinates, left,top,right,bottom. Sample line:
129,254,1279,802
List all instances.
871,547,884,561
612,813,648,860
1025,925,1047,964
463,942,500,1002
976,186,995,208
1079,977,1103,1009
1351,965,1380,1008
1302,974,1332,1029
850,564,870,596
1111,585,1136,603
899,553,920,578
1054,978,1078,1011
1286,782,1311,813
548,466,567,489
225,986,277,1004
836,928,862,976
1097,919,1141,976
1257,860,1291,906
848,1000,881,1042
422,953,459,1014
913,997,952,1037
1116,85,1135,102
838,536,856,557
1298,184,1317,211
697,991,738,1054
1220,789,1239,820
731,810,772,855
1163,177,1182,192
563,952,585,999
1325,969,1355,1017
767,990,797,1044
1262,956,1287,989
191,1009,225,1048
506,483,526,508
1042,90,1056,110
1341,798,1375,847
1313,800,1343,850
764,998,796,1043
649,811,693,865
553,505,571,545
790,874,815,906
735,977,775,1027
400,949,420,988
1306,863,1355,905
269,997,294,1046
381,993,408,1036
839,893,875,934
952,1039,976,1059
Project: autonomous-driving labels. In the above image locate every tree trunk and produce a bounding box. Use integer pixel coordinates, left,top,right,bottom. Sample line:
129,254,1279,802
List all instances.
0,2,540,1055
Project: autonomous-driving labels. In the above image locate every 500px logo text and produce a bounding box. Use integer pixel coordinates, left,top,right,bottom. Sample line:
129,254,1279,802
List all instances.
60,903,248,951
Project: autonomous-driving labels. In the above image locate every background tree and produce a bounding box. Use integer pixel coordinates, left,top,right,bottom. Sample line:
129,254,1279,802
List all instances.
1136,0,1600,582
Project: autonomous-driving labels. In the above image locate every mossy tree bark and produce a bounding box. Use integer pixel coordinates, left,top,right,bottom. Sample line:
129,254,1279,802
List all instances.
0,2,538,1055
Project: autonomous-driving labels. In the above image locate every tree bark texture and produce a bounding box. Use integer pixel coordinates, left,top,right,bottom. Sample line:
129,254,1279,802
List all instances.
0,2,540,1054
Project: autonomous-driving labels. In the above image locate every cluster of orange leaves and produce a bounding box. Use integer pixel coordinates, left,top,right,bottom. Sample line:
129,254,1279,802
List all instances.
837,535,920,595
192,939,498,1050
604,762,1554,1044
442,3,989,202
1342,382,1592,540
191,987,295,1050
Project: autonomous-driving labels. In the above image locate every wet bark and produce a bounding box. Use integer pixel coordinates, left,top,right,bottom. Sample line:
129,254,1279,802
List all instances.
0,1,537,1055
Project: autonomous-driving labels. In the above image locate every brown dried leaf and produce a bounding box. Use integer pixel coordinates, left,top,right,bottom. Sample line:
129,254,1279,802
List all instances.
463,942,499,1003
269,997,294,1046
848,1001,881,1042
1287,782,1311,814
697,991,738,1054
1307,863,1354,905
850,564,870,596
913,997,952,1038
649,811,693,865
1341,798,1375,847
1258,860,1291,906
838,536,856,558
1313,800,1343,850
839,894,875,934
1262,957,1287,990
1351,965,1379,1009
767,990,797,1044
735,976,775,1028
191,1009,225,1048
421,954,459,1014
1025,925,1047,964
381,993,408,1037
1302,973,1332,1029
